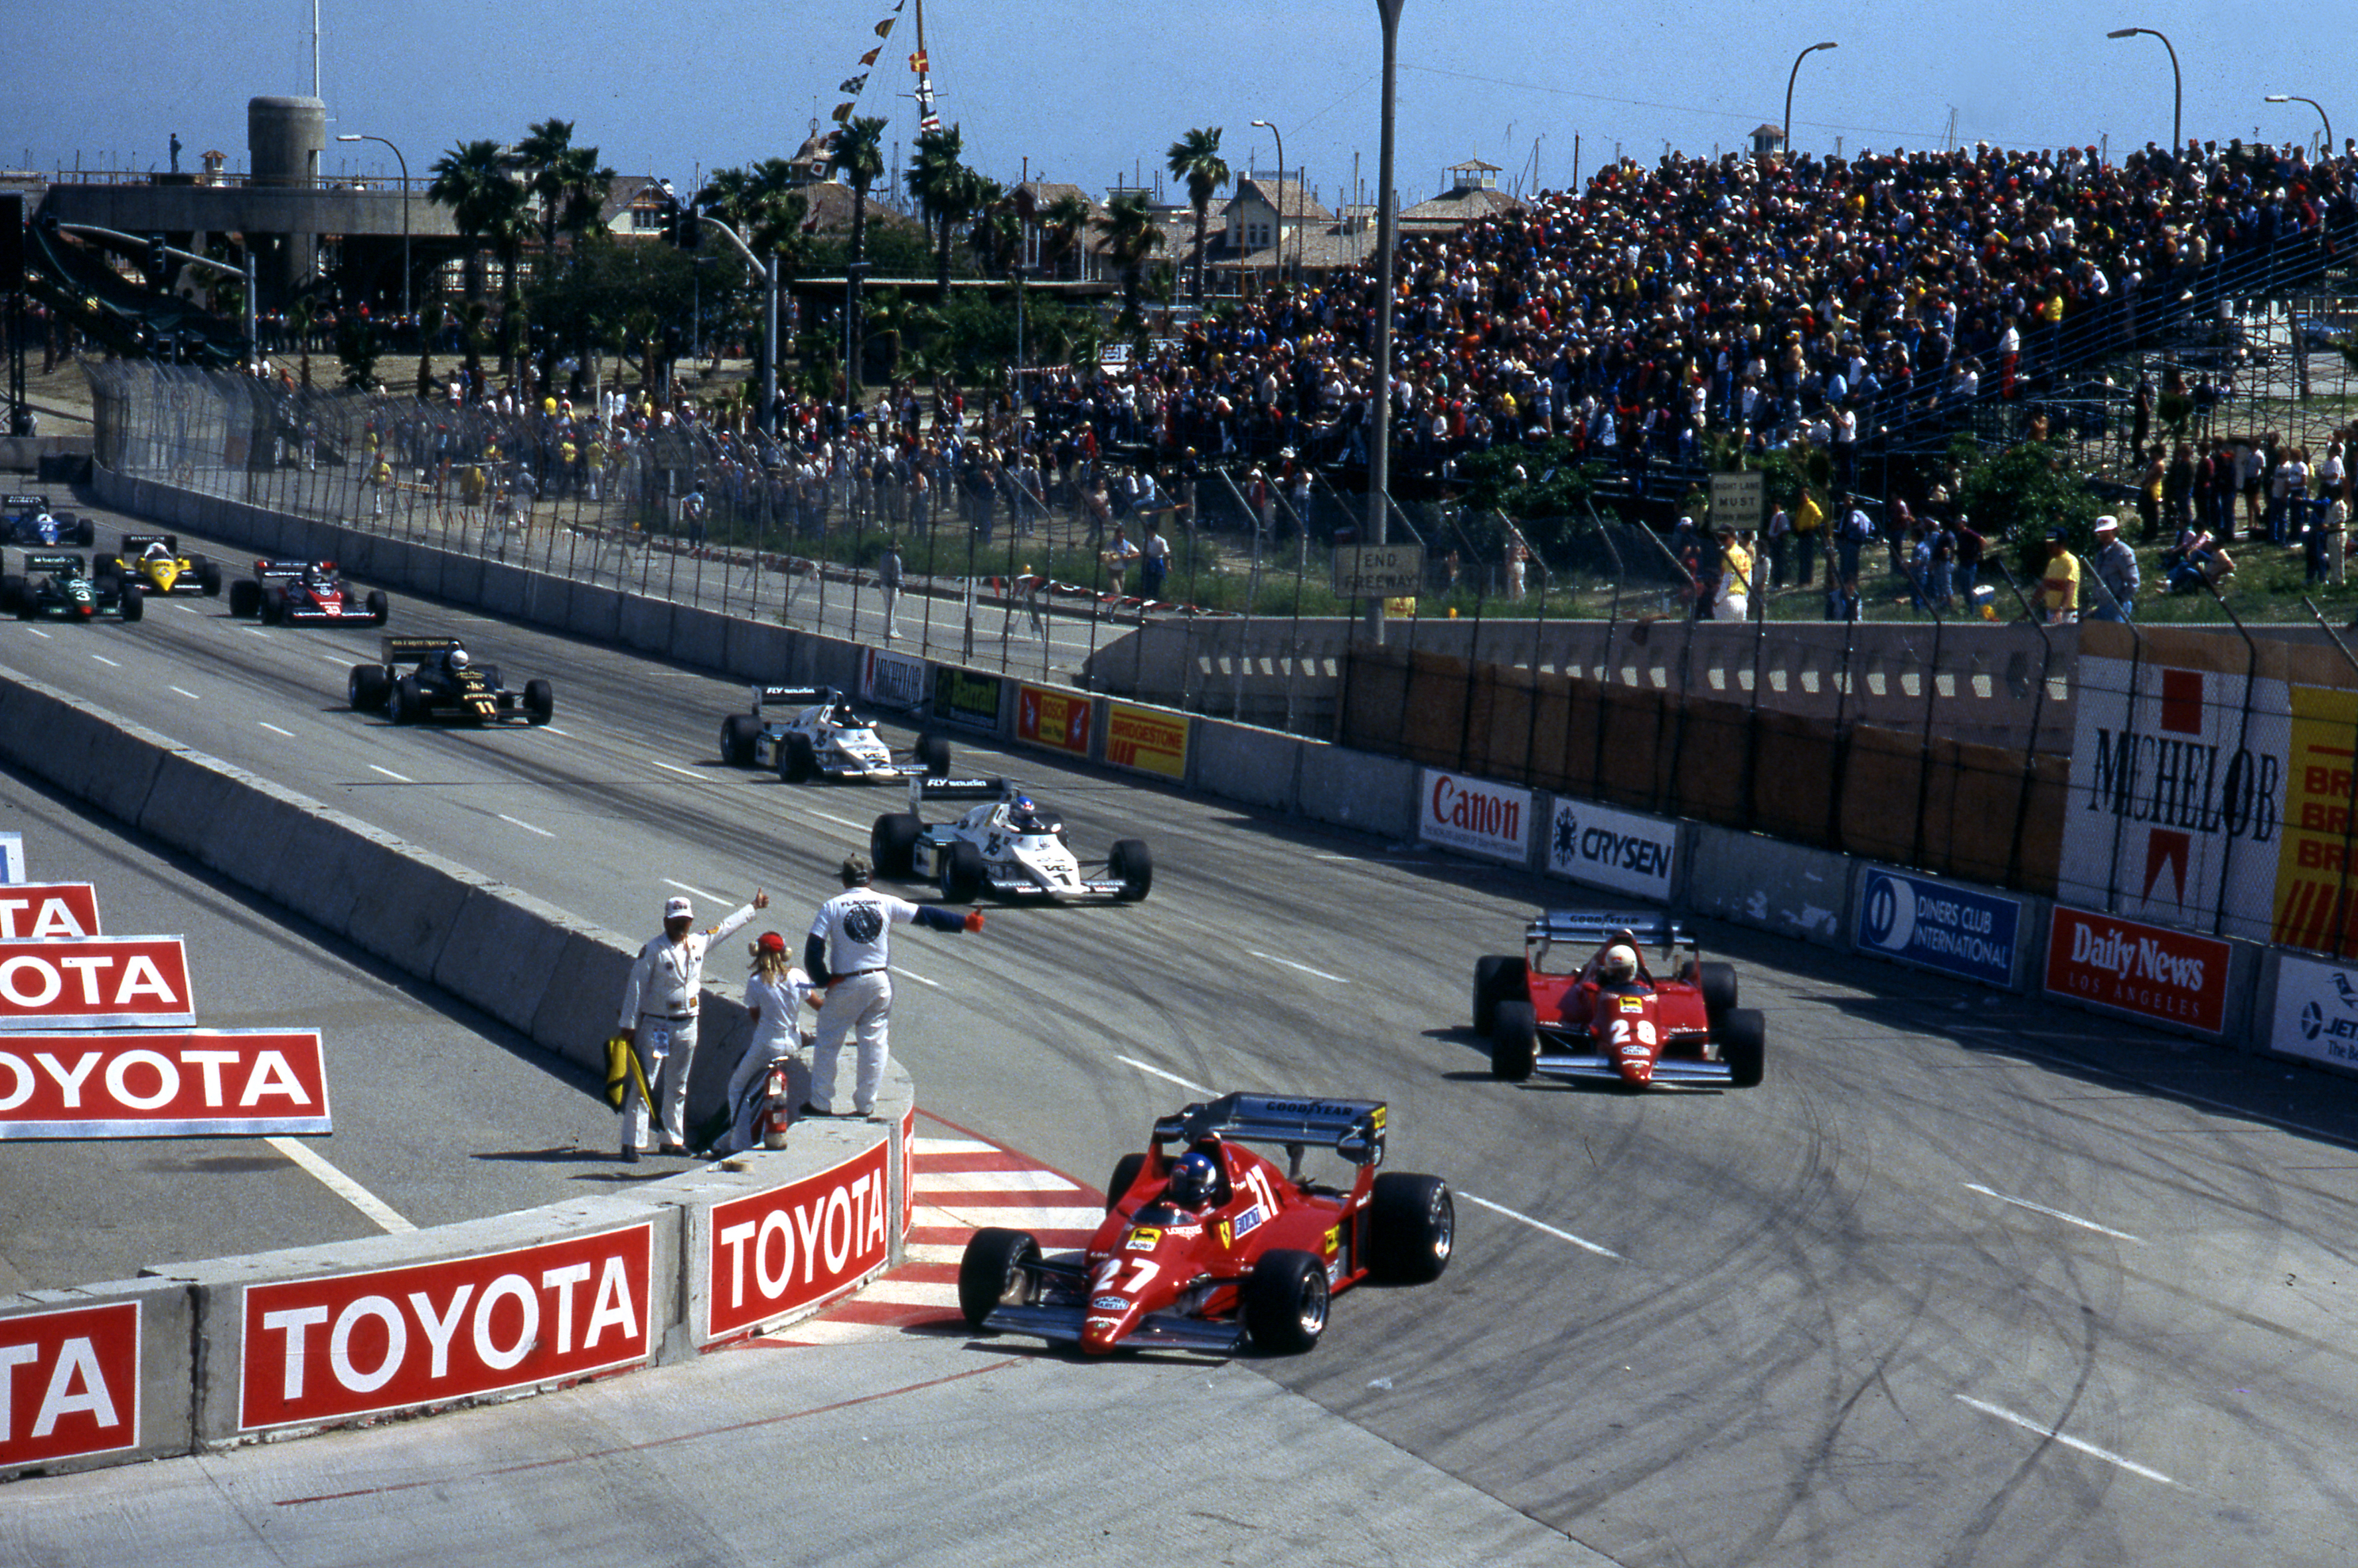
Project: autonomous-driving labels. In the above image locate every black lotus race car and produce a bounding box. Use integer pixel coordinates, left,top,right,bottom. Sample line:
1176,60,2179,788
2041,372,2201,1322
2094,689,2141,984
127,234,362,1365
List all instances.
229,559,388,625
1,495,94,547
718,684,951,782
108,533,222,597
0,550,143,622
347,635,552,726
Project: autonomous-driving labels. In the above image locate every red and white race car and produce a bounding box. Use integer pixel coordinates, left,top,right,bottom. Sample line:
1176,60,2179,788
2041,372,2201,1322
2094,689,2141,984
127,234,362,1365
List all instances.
960,1093,1453,1356
1475,910,1765,1089
228,560,388,625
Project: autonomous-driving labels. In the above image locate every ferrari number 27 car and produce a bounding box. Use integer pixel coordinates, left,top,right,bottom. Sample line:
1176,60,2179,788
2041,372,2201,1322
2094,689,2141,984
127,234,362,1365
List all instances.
229,560,388,625
961,1093,1453,1356
870,775,1150,903
1475,909,1764,1090
347,635,552,726
717,684,949,783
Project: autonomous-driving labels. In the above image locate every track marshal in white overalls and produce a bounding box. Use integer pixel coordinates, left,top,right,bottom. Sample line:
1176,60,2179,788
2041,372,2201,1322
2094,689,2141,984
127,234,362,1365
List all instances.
617,888,767,1158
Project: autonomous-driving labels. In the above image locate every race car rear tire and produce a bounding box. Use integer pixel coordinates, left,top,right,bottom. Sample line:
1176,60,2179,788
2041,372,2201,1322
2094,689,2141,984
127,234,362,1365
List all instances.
1472,955,1527,1034
1104,1152,1147,1213
957,1227,1042,1332
1490,1000,1539,1082
260,588,286,625
73,520,94,547
0,576,20,615
196,559,222,596
366,589,389,625
1682,960,1739,1021
523,679,554,725
1719,1008,1766,1088
779,734,818,783
915,732,951,776
228,580,261,618
1243,1250,1329,1355
1370,1173,1455,1283
870,813,922,878
349,663,391,712
941,839,986,903
720,714,761,767
116,585,143,623
391,674,422,725
1109,838,1152,902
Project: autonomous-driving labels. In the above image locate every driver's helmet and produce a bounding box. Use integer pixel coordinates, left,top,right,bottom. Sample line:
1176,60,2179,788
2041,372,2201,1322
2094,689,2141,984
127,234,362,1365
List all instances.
142,540,171,560
1599,944,1639,985
1009,794,1044,833
304,564,332,586
1164,1150,1219,1208
830,703,857,727
447,647,471,672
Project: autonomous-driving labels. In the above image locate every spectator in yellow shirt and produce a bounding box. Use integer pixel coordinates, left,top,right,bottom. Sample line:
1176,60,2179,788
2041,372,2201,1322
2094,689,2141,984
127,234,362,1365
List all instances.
2041,531,2081,624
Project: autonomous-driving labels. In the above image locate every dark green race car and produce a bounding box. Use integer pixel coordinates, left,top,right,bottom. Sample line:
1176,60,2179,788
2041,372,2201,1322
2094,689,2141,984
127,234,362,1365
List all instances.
0,552,143,623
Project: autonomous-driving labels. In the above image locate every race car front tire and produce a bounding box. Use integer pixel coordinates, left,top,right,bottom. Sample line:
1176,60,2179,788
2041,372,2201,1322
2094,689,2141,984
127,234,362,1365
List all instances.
957,1227,1042,1332
260,588,286,625
1490,1000,1539,1082
1109,838,1152,902
390,674,422,725
720,714,761,767
196,558,222,596
1104,1152,1146,1214
1472,955,1527,1034
0,576,20,615
779,734,819,783
116,585,143,623
1244,1250,1329,1355
1370,1173,1455,1283
228,580,262,618
1719,1008,1766,1088
349,663,392,712
366,589,389,625
523,679,554,725
940,839,985,903
916,732,951,776
870,813,922,878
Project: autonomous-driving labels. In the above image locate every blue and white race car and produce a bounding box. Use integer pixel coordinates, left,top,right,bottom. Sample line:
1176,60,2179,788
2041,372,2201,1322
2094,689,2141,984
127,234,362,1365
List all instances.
870,776,1152,903
718,684,951,784
1,495,94,548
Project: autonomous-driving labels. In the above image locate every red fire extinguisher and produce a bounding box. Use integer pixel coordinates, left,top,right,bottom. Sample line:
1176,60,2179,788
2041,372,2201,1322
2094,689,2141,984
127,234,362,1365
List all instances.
762,1055,793,1150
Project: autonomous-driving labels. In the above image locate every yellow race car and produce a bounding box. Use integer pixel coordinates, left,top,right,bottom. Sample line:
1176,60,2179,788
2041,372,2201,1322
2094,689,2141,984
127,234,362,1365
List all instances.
106,532,222,597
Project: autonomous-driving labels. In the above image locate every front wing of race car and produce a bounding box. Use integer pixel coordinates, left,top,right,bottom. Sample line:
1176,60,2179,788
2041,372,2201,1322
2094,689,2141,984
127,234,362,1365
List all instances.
1531,1048,1737,1085
279,591,379,624
979,1257,1249,1354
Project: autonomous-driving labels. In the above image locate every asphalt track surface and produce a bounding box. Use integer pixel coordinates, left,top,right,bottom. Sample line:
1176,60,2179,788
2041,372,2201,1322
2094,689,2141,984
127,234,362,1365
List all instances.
13,494,2358,1565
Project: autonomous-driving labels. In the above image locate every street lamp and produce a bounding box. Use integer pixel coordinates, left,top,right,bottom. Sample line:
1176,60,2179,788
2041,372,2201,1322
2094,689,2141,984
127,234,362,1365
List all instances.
1249,118,1288,291
2266,94,2333,161
336,132,410,321
1365,0,1403,644
2107,28,2182,156
1782,42,1838,161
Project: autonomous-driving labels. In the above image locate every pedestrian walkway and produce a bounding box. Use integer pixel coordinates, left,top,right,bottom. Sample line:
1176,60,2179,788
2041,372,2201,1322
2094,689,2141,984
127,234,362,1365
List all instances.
740,1128,1103,1348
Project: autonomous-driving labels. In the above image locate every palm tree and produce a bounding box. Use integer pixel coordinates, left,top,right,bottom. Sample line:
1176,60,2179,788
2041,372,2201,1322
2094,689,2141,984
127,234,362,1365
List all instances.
1093,191,1164,325
1038,192,1093,281
828,116,888,393
1166,127,1229,305
967,177,1021,277
428,139,527,305
906,125,969,303
516,119,614,256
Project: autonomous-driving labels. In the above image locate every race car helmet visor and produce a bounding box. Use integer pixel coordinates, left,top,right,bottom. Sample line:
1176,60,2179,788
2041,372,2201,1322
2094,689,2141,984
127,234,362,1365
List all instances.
1165,1151,1219,1208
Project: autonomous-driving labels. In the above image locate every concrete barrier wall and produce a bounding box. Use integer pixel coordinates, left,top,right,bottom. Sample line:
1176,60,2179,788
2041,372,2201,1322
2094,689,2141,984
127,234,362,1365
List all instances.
0,665,909,1476
1687,824,1851,947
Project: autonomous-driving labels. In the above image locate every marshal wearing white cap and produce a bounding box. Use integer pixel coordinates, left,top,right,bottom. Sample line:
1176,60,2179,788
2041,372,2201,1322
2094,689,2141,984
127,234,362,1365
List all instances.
617,887,769,1159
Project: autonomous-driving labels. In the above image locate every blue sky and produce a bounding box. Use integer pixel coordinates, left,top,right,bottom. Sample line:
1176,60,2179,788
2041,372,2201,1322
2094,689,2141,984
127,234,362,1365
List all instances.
9,1,2338,208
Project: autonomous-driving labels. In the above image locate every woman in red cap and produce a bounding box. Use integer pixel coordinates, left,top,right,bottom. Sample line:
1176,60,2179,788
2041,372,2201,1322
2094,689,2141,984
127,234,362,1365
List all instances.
714,931,819,1156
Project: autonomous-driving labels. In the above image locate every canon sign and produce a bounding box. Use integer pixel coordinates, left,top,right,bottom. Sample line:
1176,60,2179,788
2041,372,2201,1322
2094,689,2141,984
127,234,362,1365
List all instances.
1419,769,1531,863
704,1142,892,1340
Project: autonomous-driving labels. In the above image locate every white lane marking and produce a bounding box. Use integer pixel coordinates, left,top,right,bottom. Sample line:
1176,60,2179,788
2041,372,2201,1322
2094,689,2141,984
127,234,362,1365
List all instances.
1117,1054,1216,1095
240,627,272,639
314,653,353,670
804,809,865,830
545,726,573,737
266,1136,415,1234
663,878,721,902
369,764,412,783
171,686,200,701
90,654,121,668
896,968,940,989
1458,1192,1622,1259
1249,949,1348,983
258,722,294,737
1954,1395,2176,1486
1963,1184,2145,1243
652,761,706,779
27,629,48,639
498,813,556,838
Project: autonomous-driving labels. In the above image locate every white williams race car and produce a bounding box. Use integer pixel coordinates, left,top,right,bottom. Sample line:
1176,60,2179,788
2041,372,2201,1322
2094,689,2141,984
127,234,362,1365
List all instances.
870,777,1152,903
718,684,951,783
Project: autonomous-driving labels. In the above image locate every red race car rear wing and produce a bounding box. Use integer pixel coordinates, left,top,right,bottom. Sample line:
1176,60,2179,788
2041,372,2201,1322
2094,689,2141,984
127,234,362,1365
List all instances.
1150,1093,1387,1167
251,559,319,580
1526,909,1691,967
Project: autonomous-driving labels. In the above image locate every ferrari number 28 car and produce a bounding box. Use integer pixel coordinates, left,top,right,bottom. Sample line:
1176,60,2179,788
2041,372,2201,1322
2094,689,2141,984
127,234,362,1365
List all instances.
717,684,949,783
347,635,553,726
1475,909,1765,1090
870,775,1150,903
961,1092,1453,1356
229,560,388,625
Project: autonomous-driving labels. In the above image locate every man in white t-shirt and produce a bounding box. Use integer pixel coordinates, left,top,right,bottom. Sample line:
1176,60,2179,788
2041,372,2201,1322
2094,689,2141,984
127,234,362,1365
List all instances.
802,854,984,1119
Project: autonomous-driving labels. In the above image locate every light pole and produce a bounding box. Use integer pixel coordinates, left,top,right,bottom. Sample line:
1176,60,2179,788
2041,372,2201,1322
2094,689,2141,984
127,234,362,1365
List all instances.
2266,94,2333,160
1249,118,1288,291
1782,42,1838,161
2108,28,2182,155
335,133,410,322
1365,0,1402,643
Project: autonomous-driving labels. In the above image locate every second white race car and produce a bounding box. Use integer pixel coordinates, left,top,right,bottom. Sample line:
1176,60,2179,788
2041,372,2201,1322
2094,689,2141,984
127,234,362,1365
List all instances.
870,777,1152,903
718,684,951,783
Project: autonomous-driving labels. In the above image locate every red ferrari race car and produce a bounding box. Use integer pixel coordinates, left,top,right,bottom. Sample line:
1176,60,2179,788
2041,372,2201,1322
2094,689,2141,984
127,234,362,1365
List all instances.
228,560,389,625
959,1093,1453,1356
1475,910,1765,1089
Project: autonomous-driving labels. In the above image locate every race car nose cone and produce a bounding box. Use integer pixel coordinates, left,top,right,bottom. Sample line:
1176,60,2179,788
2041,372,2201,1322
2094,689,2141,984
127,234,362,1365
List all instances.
1080,1298,1140,1354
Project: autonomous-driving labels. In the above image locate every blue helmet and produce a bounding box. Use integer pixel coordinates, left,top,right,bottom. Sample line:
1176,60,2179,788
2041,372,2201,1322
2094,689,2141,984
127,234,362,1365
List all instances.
1166,1151,1219,1208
